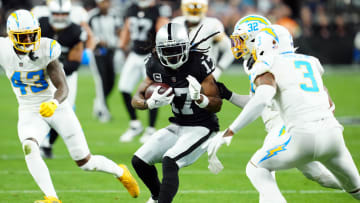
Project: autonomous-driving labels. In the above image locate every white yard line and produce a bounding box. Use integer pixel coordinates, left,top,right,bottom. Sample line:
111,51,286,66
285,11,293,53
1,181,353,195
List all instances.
0,189,344,194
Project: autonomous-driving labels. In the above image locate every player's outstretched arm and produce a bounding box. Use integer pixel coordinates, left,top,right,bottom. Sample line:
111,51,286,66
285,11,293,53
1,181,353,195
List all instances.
47,59,69,104
226,72,276,136
131,77,154,110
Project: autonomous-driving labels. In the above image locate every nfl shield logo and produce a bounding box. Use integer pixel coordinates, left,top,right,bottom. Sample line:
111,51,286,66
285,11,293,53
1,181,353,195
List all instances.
171,77,176,82
19,62,23,67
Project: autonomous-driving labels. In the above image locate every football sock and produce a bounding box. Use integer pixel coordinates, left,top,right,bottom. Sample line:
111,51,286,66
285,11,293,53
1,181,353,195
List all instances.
132,155,161,199
159,157,179,203
246,161,286,203
23,139,57,198
49,129,59,145
122,92,137,120
149,108,158,127
80,155,124,177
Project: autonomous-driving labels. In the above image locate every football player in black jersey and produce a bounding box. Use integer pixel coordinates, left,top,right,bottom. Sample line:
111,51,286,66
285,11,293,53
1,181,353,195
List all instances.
131,23,222,203
38,0,87,158
117,0,172,143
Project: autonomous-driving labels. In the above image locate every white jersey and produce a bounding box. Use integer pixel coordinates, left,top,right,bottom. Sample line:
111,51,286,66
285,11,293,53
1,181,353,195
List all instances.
0,37,61,111
32,5,89,24
250,53,331,126
172,16,225,64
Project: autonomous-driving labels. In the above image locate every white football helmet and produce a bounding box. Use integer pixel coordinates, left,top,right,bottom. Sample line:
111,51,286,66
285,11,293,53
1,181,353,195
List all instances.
156,23,190,70
271,25,295,54
230,15,271,60
136,0,155,8
48,0,72,29
253,25,295,61
181,0,208,23
7,9,41,53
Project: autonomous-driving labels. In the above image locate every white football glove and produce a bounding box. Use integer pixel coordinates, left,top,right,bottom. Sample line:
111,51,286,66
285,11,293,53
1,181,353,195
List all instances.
146,86,174,110
207,131,233,174
186,75,201,100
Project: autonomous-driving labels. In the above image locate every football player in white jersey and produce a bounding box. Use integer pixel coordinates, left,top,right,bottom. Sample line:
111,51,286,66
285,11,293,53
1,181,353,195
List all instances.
208,15,342,191
208,18,360,202
172,0,234,80
1,10,139,202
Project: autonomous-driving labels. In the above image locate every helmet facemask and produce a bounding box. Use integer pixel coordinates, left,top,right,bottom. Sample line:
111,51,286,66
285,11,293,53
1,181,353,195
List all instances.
50,12,71,29
156,41,190,70
181,1,208,23
48,0,72,30
230,33,251,60
9,29,41,53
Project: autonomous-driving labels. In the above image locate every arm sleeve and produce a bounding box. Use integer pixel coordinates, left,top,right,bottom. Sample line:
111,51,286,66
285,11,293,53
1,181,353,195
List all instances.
229,85,276,133
229,93,251,109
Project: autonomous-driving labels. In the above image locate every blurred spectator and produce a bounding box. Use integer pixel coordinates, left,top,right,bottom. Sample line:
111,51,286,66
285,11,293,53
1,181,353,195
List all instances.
299,5,313,37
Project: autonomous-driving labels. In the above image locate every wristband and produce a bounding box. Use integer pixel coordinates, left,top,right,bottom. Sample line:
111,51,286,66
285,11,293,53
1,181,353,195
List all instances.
50,99,59,106
195,94,209,108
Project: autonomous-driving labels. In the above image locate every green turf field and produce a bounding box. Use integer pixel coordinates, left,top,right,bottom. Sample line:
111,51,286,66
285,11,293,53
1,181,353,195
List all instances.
0,68,359,203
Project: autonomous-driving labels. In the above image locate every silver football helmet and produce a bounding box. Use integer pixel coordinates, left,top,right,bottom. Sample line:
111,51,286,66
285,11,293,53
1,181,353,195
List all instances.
48,0,72,29
156,23,190,70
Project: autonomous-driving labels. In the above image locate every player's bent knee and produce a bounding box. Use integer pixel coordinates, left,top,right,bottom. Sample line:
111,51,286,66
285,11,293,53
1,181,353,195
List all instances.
246,161,256,178
22,138,39,156
132,155,149,169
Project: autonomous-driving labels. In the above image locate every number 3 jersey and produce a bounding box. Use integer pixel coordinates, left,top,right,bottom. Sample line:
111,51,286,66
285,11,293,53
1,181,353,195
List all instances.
250,53,332,126
146,51,219,131
0,37,61,111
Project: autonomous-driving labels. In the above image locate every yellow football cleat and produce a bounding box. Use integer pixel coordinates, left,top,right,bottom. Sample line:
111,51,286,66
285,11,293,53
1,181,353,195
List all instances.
118,164,140,198
34,196,62,203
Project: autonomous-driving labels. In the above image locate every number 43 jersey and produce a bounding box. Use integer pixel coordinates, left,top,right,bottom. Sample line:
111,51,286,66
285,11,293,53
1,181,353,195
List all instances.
250,53,332,125
0,37,61,111
146,52,219,131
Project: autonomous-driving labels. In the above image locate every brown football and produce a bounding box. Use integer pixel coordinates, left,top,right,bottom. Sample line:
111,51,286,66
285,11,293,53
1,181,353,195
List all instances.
144,83,173,99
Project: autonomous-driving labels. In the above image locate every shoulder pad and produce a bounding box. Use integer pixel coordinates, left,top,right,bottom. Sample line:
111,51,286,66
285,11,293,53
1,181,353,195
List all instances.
249,60,272,84
47,39,61,60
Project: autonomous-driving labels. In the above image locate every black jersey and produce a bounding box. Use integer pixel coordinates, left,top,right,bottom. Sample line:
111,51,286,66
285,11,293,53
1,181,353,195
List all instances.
146,51,219,131
125,3,171,55
39,17,86,63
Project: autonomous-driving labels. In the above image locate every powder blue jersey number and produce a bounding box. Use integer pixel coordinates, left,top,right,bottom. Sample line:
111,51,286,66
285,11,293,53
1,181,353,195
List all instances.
11,69,49,95
294,60,319,92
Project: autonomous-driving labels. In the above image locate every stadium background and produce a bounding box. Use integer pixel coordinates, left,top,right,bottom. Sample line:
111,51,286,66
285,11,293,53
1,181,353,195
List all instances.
0,0,359,202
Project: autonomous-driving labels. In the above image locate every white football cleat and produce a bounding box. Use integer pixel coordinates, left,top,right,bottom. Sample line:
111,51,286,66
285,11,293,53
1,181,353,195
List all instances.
120,120,143,142
146,197,158,203
139,127,156,143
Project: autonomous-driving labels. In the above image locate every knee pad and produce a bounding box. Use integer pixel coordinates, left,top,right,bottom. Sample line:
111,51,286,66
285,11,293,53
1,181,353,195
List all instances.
22,139,40,156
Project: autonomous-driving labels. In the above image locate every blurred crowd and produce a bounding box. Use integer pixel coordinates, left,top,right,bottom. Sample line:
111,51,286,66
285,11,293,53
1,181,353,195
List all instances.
1,0,360,64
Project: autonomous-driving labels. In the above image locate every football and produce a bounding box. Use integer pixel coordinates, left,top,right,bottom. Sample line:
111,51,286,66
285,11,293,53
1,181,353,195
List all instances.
144,83,173,99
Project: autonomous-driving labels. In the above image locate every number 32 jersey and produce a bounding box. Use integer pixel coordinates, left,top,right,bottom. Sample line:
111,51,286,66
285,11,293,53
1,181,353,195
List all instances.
0,37,61,111
146,52,219,131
